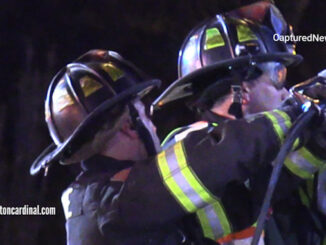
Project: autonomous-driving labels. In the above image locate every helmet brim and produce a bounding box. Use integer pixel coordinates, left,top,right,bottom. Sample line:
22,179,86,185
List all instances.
30,79,161,176
152,53,302,110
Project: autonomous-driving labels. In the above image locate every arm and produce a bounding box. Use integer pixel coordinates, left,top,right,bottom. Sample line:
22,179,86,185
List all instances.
98,106,321,237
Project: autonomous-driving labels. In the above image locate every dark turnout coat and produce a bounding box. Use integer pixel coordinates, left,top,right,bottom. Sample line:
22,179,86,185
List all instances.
61,107,323,244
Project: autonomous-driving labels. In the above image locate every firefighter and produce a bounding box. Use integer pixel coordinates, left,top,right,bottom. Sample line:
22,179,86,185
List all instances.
152,1,326,244
31,49,326,245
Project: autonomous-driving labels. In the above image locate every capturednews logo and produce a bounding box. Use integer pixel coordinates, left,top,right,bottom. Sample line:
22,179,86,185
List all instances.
0,205,56,215
273,33,326,43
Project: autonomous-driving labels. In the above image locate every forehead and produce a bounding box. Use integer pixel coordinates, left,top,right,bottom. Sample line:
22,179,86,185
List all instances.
245,62,287,89
260,62,287,74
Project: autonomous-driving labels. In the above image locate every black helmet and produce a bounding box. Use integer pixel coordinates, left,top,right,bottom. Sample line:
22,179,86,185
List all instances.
30,49,161,175
152,1,302,110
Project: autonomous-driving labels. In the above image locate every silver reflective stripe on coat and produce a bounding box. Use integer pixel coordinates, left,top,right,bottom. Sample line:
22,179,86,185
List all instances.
157,141,232,240
284,147,324,179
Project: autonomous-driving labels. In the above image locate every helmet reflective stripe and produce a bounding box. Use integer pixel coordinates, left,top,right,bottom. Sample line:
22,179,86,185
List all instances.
79,75,103,97
284,147,325,179
100,62,124,82
204,28,225,50
236,24,258,43
157,141,231,238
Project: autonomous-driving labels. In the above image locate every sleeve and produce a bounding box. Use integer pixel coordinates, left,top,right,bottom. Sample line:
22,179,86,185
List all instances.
97,107,308,238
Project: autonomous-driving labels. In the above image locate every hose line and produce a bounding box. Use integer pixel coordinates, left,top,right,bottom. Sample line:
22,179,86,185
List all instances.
252,105,317,245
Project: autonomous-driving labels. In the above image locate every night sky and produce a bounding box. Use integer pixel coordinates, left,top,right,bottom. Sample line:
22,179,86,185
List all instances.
1,0,326,244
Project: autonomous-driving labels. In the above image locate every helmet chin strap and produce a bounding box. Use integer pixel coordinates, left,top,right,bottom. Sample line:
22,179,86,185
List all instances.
228,67,244,119
227,60,262,119
128,103,158,156
228,85,243,119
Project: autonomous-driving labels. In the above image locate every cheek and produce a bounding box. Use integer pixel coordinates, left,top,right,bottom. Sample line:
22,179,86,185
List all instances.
248,85,284,112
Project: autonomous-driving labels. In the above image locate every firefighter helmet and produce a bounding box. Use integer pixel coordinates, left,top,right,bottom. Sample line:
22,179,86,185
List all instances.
30,49,161,175
152,1,302,110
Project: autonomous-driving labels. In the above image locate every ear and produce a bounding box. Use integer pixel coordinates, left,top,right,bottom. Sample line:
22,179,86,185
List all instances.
242,83,251,105
120,120,139,140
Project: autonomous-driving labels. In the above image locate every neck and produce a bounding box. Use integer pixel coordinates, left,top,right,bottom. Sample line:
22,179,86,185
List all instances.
100,132,147,161
210,96,236,120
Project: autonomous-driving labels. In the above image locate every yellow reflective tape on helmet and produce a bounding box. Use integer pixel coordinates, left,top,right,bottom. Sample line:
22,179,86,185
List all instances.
101,63,124,82
157,150,197,212
284,147,324,179
236,24,257,43
157,141,231,238
204,28,225,50
80,75,103,97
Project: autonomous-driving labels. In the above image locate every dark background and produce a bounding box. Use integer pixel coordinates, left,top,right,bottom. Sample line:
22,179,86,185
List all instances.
0,0,325,244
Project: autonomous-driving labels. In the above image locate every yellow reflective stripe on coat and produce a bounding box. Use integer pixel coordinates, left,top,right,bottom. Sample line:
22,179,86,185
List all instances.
262,109,300,149
276,110,300,149
174,121,209,142
157,141,231,239
161,121,211,151
284,147,325,179
196,201,232,240
263,110,323,179
263,109,291,144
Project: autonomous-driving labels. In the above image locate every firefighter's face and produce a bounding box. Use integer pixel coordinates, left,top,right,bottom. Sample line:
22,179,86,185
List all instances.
242,63,289,115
